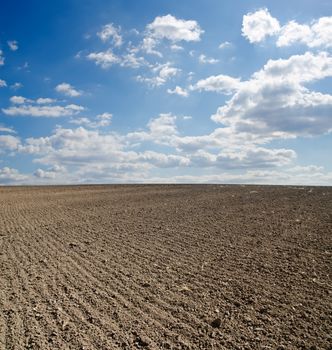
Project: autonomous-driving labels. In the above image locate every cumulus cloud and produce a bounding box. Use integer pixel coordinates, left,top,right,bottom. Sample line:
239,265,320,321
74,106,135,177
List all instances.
12,105,323,185
170,44,184,51
19,125,186,178
0,125,16,134
2,12,331,186
36,98,57,104
141,36,162,57
198,54,219,64
10,82,23,90
0,167,27,184
70,113,112,128
211,52,332,137
252,51,332,83
86,16,202,70
17,120,298,184
137,62,180,87
277,16,332,48
0,135,21,151
34,168,56,179
97,23,122,47
10,96,28,104
86,42,147,69
0,50,5,65
126,113,297,170
243,9,332,49
55,83,82,97
146,14,203,42
0,79,7,88
242,8,280,43
96,112,112,126
7,40,18,51
140,167,332,186
148,113,178,138
219,41,231,49
137,151,189,168
192,74,242,94
87,49,120,69
276,21,312,47
139,14,203,57
120,53,147,68
167,86,189,97
3,97,84,118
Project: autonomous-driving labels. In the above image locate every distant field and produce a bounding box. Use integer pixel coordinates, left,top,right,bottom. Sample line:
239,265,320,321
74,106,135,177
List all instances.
0,185,331,349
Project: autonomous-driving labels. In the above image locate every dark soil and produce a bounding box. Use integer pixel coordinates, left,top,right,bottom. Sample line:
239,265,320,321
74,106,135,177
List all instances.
0,185,331,349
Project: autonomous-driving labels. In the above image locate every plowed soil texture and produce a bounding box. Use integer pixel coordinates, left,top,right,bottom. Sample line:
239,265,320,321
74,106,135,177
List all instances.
0,185,331,350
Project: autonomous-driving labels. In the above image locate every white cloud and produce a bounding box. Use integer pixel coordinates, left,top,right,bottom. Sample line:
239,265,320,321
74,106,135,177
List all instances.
137,62,180,87
0,167,27,184
309,17,332,48
211,52,332,137
243,9,332,49
55,83,82,97
17,62,29,71
185,147,296,169
126,113,178,144
10,82,23,90
3,10,330,185
242,8,280,43
96,112,112,126
219,41,231,49
97,23,122,47
148,113,178,137
10,96,28,104
198,54,219,64
252,51,332,83
167,86,189,97
9,96,61,107
192,74,242,94
34,168,56,179
0,50,5,66
7,40,18,51
69,117,92,127
16,121,188,183
277,16,332,48
137,151,189,168
3,103,84,118
69,113,113,129
0,125,15,134
120,53,147,68
276,21,312,47
147,14,204,42
137,167,332,186
0,135,21,151
170,44,184,51
87,49,120,69
36,98,57,104
0,79,7,88
141,37,162,57
12,106,331,185
17,122,298,184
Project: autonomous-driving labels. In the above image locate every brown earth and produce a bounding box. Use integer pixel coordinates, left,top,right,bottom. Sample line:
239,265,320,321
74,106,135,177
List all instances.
0,185,331,350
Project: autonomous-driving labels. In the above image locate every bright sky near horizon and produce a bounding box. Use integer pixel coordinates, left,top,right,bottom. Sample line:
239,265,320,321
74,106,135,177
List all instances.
0,0,331,185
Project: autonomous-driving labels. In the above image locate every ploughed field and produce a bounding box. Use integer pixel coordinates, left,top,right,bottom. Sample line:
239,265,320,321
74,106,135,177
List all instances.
0,185,331,350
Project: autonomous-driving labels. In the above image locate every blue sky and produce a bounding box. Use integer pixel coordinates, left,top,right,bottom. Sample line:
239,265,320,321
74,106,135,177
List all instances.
0,0,331,185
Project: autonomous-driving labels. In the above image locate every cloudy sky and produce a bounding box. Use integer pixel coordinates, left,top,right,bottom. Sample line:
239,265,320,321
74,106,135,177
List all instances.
0,0,331,185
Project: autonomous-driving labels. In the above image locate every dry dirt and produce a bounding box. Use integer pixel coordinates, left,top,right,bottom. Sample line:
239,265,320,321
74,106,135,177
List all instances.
0,185,331,350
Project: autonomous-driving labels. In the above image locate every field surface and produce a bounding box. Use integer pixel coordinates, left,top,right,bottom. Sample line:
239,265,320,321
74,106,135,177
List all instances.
0,185,331,350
